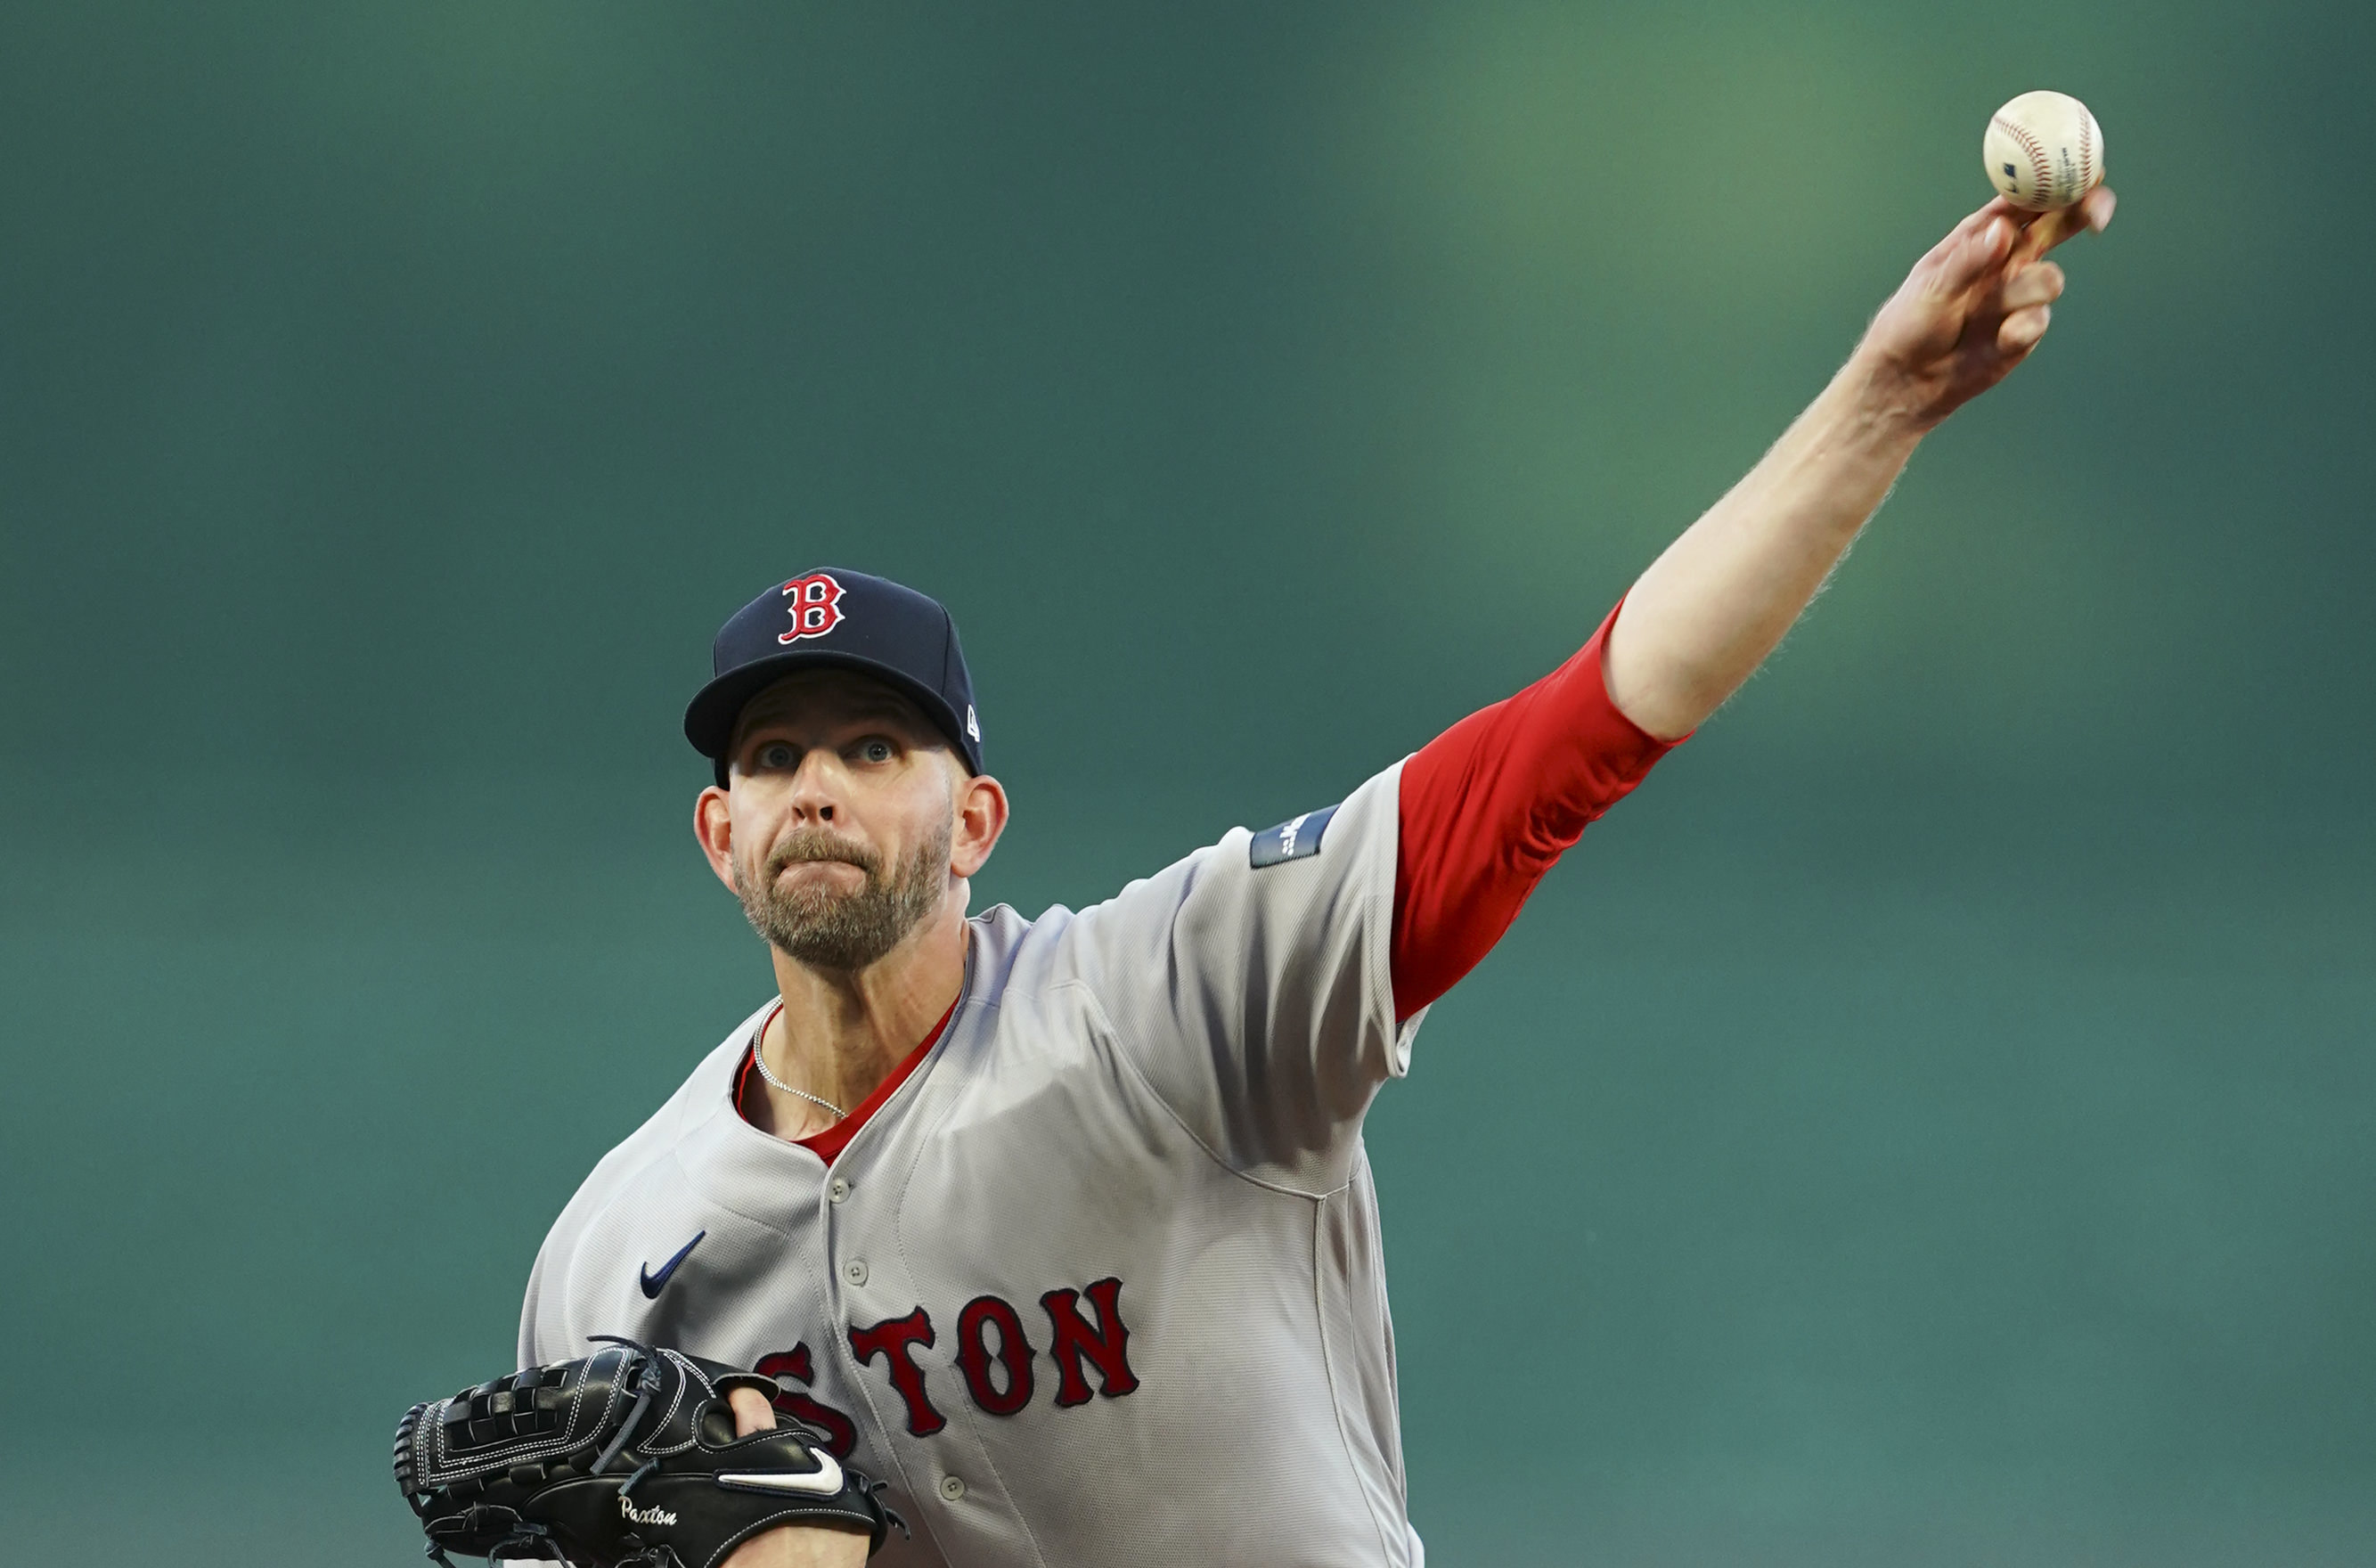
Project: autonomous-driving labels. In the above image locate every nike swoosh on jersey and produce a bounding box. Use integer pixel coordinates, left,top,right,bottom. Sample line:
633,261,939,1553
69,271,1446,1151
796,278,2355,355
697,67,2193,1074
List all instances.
715,1451,845,1497
638,1230,706,1299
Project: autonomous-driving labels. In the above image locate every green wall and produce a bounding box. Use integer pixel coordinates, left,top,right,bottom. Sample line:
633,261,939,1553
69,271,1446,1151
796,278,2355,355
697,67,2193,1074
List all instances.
4,4,2369,1562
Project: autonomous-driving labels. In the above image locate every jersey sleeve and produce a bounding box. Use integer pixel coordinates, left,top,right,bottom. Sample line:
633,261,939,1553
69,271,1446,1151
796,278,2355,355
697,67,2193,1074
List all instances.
1056,602,1677,1194
1390,600,1678,1017
1063,764,1412,1196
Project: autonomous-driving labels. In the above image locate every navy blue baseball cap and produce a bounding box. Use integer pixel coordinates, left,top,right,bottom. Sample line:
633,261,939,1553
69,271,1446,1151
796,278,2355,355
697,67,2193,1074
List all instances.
684,568,984,786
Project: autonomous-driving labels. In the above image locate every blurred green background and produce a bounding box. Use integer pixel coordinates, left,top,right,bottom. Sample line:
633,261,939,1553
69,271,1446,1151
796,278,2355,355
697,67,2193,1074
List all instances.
4,3,2370,1564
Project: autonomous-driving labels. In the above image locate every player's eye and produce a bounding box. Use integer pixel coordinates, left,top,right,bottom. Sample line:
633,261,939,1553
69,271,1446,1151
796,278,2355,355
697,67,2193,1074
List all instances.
755,742,797,771
855,739,894,764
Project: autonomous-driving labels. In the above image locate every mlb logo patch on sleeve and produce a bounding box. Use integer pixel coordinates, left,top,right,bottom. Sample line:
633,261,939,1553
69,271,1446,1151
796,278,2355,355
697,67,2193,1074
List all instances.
1249,804,1339,869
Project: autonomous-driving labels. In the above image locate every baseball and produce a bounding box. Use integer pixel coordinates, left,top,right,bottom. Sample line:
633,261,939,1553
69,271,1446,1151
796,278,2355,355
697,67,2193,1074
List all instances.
1983,90,2104,211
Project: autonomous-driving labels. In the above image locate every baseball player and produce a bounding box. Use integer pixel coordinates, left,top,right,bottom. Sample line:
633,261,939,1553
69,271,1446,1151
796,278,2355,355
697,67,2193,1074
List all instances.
513,189,2114,1567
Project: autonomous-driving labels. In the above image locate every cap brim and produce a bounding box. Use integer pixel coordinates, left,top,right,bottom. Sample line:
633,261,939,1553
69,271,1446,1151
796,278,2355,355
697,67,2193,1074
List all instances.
684,649,976,774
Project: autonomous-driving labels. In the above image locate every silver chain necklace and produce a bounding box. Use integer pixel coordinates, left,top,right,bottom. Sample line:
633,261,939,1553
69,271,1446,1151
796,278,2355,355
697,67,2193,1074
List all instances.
748,1024,849,1122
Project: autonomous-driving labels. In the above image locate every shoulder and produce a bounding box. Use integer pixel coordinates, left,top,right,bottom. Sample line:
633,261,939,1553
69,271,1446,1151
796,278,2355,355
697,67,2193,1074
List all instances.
1068,761,1406,951
965,763,1404,1053
529,1002,768,1275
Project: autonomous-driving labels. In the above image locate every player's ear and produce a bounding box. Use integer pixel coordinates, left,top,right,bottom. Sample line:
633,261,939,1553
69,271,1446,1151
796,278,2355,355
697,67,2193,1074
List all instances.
694,783,739,892
950,772,1008,881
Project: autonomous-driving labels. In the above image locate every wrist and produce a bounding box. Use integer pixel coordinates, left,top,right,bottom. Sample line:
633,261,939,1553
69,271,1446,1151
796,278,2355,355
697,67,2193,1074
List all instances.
1822,348,1934,449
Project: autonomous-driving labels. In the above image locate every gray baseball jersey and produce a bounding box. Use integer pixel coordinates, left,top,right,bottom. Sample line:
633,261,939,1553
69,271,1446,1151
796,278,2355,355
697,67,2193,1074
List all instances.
520,763,1430,1566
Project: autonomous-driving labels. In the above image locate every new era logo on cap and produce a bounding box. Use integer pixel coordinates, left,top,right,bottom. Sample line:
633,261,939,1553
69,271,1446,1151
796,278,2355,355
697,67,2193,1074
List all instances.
684,567,985,783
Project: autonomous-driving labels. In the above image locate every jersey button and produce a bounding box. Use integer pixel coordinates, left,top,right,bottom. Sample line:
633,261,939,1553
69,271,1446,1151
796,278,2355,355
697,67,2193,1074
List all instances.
828,1177,851,1204
939,1475,967,1501
842,1258,869,1287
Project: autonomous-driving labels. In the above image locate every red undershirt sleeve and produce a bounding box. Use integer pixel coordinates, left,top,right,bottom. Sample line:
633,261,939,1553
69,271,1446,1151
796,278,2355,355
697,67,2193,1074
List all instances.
1392,600,1682,1020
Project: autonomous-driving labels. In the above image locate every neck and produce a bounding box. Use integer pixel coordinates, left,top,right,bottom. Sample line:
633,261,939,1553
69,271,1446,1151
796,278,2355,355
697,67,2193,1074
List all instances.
749,885,969,1141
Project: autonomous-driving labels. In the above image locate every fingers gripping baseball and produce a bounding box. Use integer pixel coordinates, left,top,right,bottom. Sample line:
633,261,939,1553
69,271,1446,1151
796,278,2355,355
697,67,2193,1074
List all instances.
1864,184,2113,428
1997,257,2064,351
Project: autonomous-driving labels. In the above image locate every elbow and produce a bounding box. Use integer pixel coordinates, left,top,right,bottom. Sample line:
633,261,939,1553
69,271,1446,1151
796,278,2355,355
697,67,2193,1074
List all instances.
1605,667,1715,743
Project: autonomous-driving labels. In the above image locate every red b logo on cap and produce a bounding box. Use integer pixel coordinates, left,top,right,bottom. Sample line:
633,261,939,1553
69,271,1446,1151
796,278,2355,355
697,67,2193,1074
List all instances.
778,573,846,643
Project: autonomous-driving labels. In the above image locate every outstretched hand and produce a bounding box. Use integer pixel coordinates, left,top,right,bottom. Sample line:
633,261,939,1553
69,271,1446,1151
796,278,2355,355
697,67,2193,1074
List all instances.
1857,184,2116,430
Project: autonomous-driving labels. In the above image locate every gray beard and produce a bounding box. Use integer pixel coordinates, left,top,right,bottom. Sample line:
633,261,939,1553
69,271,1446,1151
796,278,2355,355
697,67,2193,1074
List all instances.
732,819,951,972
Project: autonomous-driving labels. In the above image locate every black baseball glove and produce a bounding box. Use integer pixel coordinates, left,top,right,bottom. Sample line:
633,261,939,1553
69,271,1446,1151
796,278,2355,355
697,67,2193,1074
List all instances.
395,1337,902,1567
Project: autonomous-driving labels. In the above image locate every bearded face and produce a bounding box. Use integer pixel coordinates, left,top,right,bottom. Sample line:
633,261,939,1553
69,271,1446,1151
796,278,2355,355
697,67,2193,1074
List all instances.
731,815,952,971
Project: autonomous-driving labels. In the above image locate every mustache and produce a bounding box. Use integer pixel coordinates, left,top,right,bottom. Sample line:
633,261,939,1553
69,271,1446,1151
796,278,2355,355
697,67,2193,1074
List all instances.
763,829,883,879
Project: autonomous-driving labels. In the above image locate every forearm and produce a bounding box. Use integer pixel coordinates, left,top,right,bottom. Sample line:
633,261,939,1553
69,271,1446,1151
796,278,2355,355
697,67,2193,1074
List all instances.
1384,194,2113,1015
1385,355,1919,1012
1603,186,2114,742
1604,354,1921,740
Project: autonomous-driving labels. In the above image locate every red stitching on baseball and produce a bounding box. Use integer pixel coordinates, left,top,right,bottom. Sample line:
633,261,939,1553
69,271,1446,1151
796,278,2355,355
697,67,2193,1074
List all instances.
1994,114,2053,203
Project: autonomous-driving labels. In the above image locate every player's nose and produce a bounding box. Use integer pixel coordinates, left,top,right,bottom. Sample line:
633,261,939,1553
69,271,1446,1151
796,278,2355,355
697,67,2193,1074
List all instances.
784,747,850,823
